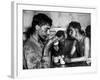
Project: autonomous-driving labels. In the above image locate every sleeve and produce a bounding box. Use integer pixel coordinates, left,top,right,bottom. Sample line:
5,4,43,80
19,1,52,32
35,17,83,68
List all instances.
24,45,41,69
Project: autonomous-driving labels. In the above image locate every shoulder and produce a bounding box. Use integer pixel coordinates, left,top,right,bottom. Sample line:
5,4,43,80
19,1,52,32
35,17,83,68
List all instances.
24,40,32,50
84,37,89,43
24,40,35,54
24,38,36,50
83,37,90,48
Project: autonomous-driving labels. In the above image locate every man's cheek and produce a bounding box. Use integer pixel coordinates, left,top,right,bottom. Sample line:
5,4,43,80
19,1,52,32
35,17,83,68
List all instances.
41,30,46,35
72,32,75,37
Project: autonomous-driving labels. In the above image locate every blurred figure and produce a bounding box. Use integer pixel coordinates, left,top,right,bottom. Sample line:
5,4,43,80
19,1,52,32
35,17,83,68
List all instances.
49,30,66,67
65,21,91,66
85,25,91,39
85,25,91,61
62,27,76,64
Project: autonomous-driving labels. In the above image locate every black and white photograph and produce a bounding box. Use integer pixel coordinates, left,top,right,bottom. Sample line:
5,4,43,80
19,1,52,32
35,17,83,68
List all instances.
23,10,91,69
0,0,99,80
11,2,97,78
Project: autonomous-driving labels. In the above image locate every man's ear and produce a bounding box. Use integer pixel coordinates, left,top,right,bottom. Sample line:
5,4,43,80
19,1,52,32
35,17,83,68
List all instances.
36,25,40,31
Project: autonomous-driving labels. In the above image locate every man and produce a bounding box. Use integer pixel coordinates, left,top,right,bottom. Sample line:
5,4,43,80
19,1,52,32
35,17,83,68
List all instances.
23,13,52,69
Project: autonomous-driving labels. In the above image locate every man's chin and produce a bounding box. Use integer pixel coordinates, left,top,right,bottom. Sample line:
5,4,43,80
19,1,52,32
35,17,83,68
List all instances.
40,36,47,42
43,36,48,40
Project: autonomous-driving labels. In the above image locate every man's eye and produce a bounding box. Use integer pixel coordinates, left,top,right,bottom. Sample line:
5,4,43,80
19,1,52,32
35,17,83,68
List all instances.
70,31,72,33
45,29,50,33
70,30,73,35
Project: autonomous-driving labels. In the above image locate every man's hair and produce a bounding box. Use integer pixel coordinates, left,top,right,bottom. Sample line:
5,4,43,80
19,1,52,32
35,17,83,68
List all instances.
55,30,65,38
26,13,52,39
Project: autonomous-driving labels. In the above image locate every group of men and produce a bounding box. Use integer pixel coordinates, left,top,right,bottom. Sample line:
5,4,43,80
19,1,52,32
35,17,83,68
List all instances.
23,13,91,69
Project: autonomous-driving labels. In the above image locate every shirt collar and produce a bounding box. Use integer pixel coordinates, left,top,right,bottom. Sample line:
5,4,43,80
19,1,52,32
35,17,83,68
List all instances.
30,35,44,49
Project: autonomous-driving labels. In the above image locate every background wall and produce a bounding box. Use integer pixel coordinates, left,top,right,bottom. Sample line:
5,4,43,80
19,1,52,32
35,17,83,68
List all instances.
0,0,100,80
23,10,90,32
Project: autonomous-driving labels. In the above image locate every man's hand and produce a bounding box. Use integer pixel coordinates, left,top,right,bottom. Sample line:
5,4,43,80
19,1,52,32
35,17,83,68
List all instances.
46,36,58,47
41,56,50,68
43,36,58,56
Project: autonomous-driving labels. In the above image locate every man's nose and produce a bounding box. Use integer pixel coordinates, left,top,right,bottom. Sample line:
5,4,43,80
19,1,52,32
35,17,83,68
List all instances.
47,30,50,35
69,31,72,35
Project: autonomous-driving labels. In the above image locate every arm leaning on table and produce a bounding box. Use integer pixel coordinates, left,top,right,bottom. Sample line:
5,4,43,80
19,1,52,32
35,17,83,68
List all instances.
64,38,91,65
70,37,91,64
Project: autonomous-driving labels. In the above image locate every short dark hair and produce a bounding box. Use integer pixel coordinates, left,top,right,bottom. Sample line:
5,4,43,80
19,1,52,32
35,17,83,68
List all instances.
26,13,52,39
55,30,65,38
32,13,52,32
